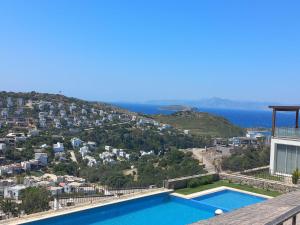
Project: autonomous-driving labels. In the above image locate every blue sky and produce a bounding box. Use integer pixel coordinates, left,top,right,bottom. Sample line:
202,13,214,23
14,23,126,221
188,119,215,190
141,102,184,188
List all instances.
0,0,300,103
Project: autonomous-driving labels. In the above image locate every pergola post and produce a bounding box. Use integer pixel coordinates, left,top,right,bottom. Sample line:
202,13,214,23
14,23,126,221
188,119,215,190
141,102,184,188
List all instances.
272,109,276,136
296,110,299,129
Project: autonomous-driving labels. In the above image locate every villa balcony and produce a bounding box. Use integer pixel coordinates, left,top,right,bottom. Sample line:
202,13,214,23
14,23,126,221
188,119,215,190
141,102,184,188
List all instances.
269,106,300,139
274,127,300,139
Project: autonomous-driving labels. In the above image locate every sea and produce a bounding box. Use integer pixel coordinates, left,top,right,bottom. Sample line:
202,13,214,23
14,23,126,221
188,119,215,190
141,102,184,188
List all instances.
113,103,296,128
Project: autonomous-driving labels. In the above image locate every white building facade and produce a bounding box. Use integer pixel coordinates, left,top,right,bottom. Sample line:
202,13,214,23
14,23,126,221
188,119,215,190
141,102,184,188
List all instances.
269,106,300,176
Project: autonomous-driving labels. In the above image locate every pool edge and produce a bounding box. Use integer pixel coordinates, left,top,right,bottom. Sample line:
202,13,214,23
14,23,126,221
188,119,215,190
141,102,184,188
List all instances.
7,188,172,225
171,186,273,200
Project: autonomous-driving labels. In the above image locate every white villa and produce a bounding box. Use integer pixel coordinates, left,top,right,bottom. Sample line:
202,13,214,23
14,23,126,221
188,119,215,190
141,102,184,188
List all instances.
4,184,26,200
53,142,64,153
35,153,48,166
269,106,300,175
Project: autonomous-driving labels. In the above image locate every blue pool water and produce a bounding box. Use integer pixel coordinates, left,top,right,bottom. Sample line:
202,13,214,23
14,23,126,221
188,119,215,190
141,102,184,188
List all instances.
24,191,266,225
192,190,266,211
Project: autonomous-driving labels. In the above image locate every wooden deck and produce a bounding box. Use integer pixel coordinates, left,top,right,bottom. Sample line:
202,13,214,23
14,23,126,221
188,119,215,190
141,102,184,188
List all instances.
193,190,300,225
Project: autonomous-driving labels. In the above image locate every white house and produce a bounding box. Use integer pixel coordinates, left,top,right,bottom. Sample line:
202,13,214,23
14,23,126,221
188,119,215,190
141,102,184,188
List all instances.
35,153,48,166
112,148,119,155
105,146,112,151
269,106,300,176
81,109,87,115
0,143,7,153
87,141,96,149
79,146,90,157
53,142,64,153
83,156,97,167
63,182,82,194
21,161,31,171
1,108,8,118
6,97,13,108
4,185,26,200
48,186,63,196
40,144,48,149
28,129,40,137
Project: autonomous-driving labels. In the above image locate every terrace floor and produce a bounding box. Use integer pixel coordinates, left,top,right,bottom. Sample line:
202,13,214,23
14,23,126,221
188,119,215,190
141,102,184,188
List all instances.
193,190,300,225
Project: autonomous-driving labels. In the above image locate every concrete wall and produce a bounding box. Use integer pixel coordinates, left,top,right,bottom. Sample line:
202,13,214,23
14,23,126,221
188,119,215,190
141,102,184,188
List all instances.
220,173,298,193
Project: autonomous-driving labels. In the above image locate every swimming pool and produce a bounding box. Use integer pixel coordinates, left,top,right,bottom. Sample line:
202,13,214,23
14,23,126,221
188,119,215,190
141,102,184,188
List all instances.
192,189,267,211
23,190,267,225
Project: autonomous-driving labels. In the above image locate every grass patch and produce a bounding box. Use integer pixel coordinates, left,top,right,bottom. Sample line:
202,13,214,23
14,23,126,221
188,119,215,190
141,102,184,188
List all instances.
175,180,281,197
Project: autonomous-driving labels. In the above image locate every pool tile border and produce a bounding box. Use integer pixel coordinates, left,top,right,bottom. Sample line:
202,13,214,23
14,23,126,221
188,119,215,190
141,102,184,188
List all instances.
171,186,273,200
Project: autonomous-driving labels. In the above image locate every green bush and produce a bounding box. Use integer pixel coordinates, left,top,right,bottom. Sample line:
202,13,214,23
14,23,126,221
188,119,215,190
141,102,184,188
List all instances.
187,174,219,188
292,168,300,184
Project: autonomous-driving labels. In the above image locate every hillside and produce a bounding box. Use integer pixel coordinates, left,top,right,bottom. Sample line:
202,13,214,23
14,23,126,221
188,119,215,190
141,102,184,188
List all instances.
0,91,208,191
152,111,245,137
0,91,212,151
0,91,131,114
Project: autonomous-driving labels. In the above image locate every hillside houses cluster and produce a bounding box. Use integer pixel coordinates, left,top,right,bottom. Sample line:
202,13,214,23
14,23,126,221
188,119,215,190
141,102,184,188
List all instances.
2,173,96,200
0,96,138,131
0,152,48,176
99,145,131,164
136,118,172,131
69,137,154,166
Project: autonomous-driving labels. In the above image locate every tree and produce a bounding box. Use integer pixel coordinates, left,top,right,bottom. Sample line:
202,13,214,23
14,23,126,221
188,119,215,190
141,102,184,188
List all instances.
221,147,270,172
53,162,78,176
21,187,51,214
0,199,20,217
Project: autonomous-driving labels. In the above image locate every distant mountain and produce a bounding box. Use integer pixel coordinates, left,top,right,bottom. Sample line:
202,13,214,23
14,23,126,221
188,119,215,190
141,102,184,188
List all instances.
145,98,280,110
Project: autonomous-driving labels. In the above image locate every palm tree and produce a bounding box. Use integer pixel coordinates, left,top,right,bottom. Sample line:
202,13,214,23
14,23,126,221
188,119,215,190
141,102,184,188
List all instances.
0,199,20,218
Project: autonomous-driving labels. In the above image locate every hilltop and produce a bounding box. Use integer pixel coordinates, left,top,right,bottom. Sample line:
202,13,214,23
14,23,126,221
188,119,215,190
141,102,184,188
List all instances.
151,111,245,137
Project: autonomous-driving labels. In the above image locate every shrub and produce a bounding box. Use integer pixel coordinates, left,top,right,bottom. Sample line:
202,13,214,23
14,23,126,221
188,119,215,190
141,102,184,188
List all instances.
20,187,51,214
187,174,219,188
187,179,201,188
292,168,300,184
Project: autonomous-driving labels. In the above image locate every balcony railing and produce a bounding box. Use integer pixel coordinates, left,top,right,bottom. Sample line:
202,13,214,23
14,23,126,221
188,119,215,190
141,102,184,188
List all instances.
265,205,300,225
274,127,300,139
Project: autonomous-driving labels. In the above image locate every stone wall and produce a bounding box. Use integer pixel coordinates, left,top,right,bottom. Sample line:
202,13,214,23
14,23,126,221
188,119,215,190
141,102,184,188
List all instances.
164,173,216,189
220,173,298,193
165,172,298,193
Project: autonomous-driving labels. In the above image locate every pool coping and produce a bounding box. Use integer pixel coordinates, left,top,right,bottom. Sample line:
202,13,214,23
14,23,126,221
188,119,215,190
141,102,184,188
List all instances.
171,186,273,200
6,188,171,225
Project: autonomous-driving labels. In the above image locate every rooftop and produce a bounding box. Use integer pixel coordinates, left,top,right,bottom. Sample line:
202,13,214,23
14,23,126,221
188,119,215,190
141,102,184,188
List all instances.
269,106,300,111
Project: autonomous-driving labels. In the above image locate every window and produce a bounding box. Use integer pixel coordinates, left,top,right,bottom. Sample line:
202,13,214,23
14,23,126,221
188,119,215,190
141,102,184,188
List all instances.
276,144,300,174
276,144,286,173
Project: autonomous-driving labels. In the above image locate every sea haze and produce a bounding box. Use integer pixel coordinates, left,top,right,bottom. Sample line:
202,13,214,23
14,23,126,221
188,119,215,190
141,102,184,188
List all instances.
113,103,296,128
